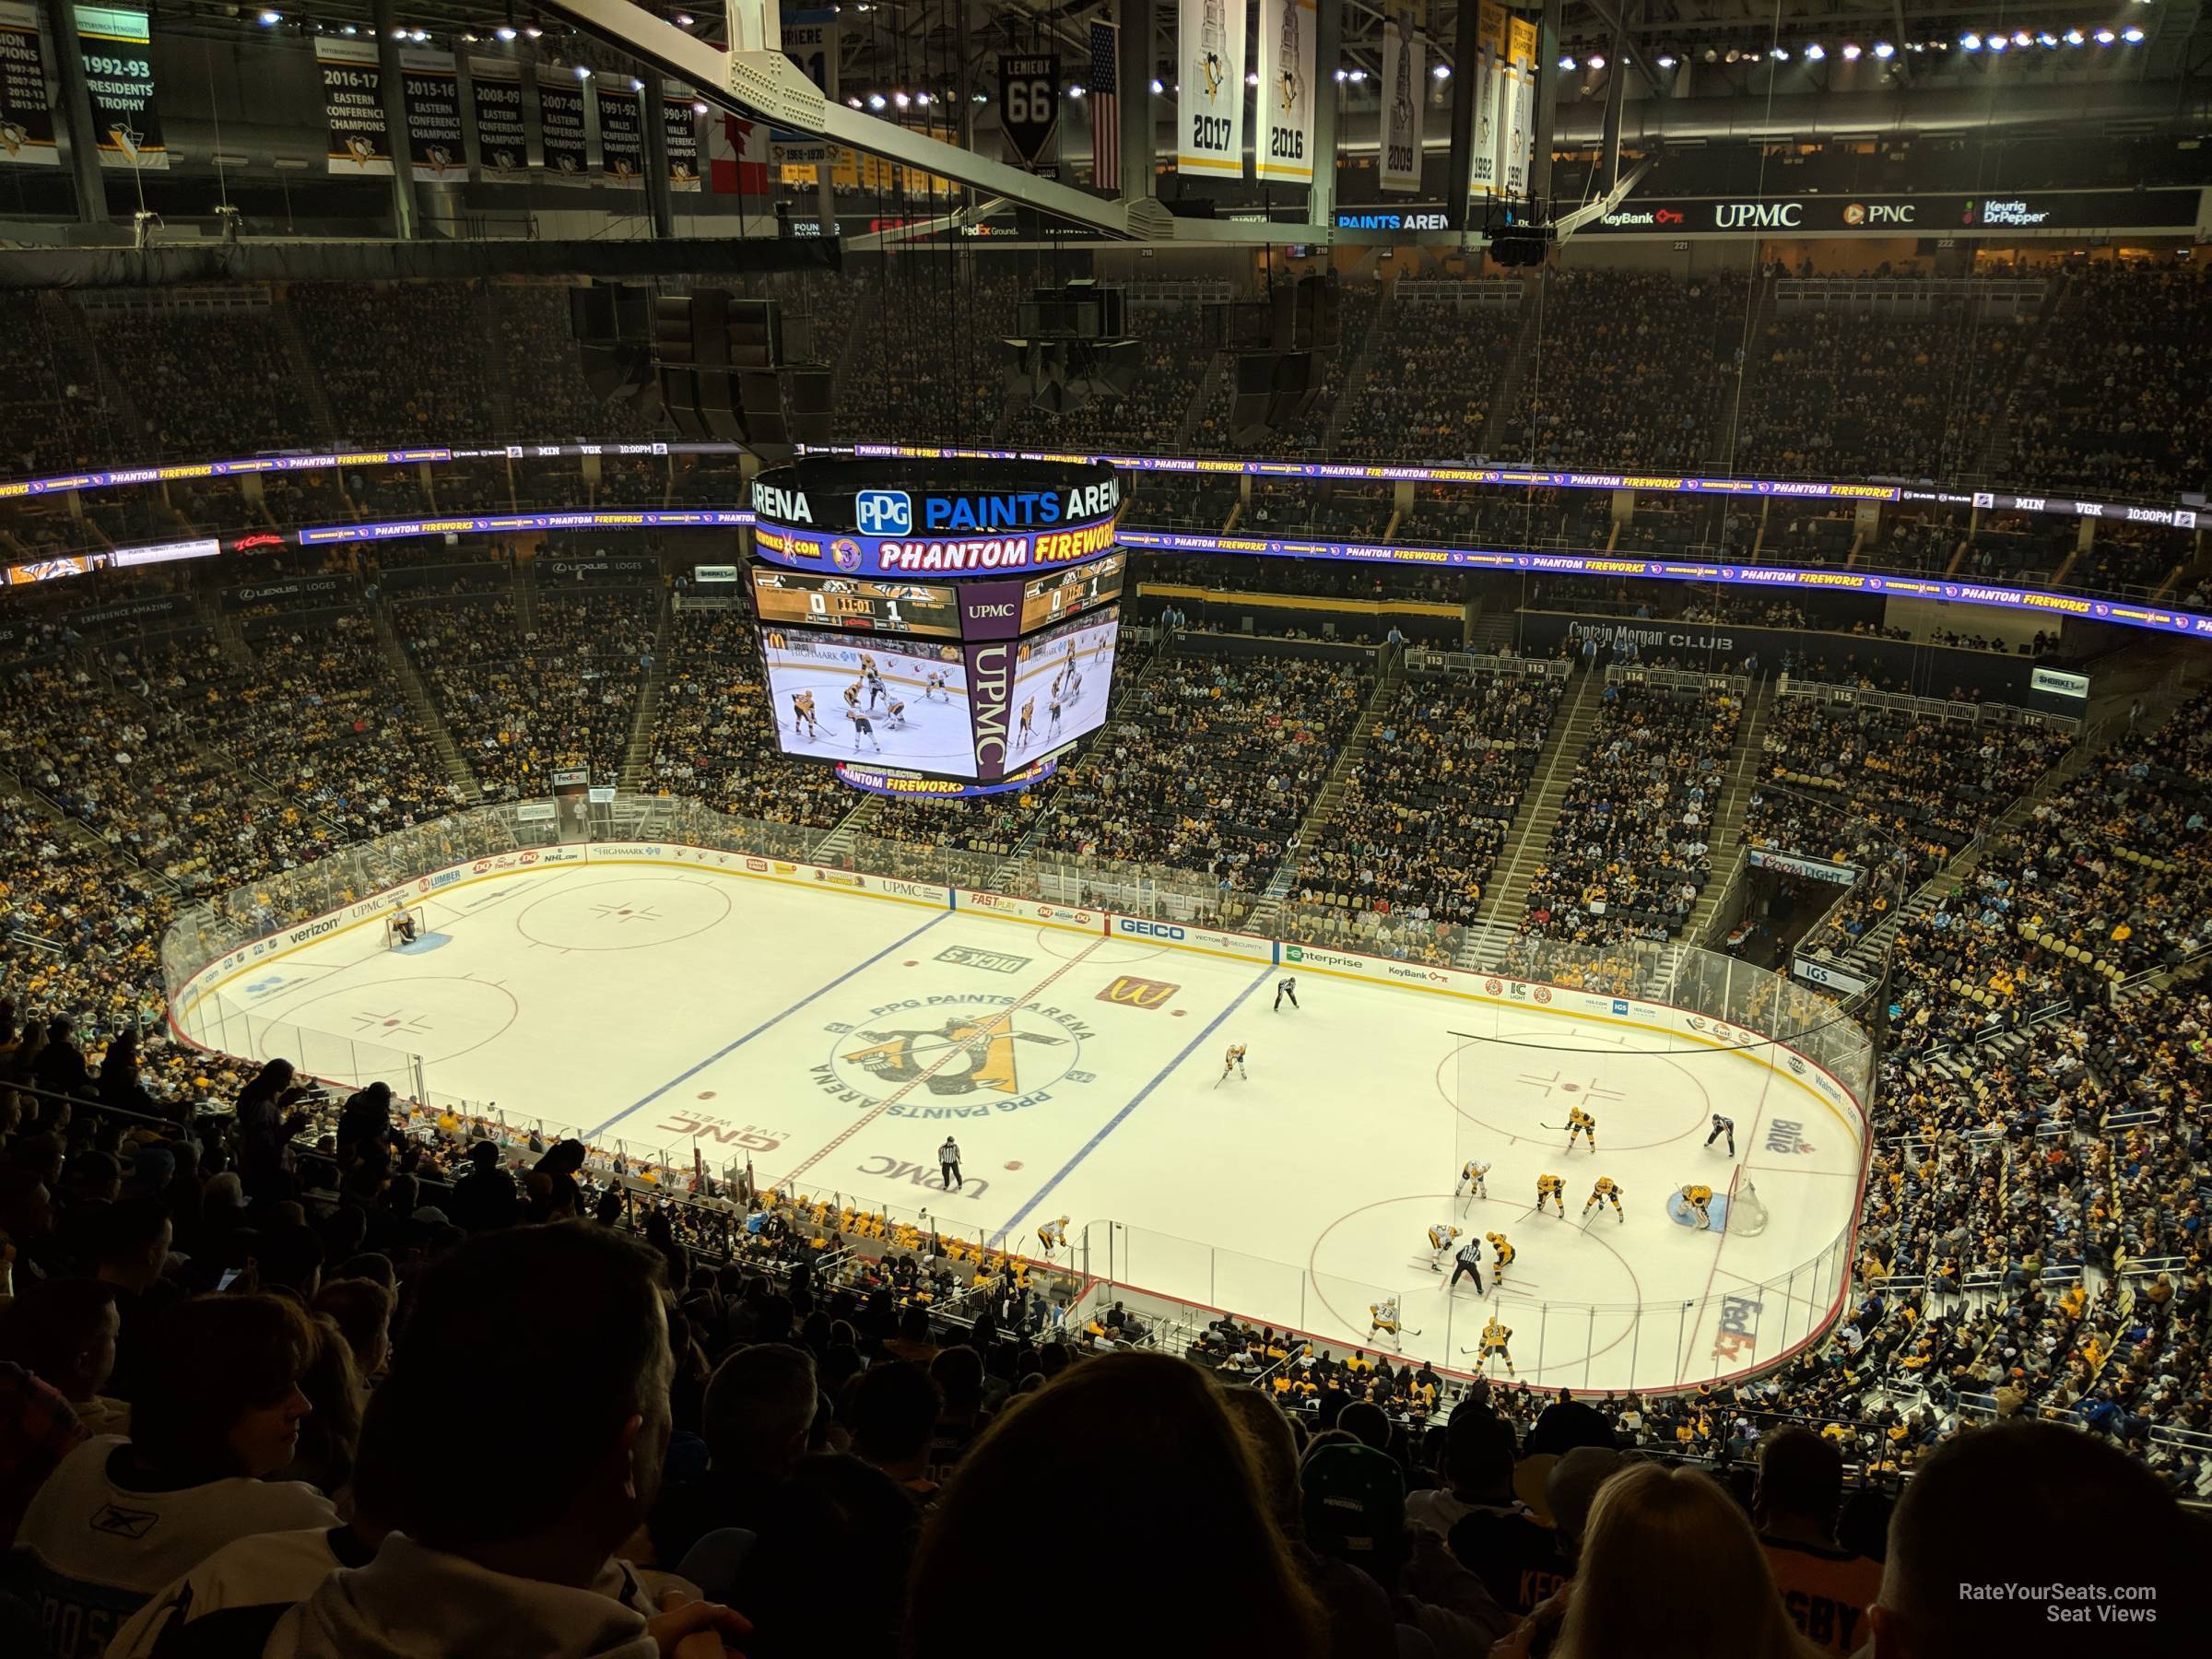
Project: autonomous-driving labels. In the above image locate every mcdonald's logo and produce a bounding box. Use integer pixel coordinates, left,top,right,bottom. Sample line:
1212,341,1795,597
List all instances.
1096,975,1180,1011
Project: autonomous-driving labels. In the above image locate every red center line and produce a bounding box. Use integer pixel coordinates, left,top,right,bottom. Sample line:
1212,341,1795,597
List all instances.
778,935,1108,1191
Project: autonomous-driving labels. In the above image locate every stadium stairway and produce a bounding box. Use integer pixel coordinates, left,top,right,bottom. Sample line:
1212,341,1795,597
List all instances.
269,295,340,445
1803,665,2203,994
1245,641,1409,929
1681,678,1775,942
1175,355,1232,447
1314,294,1391,454
1703,277,1773,474
618,592,674,791
1480,279,1539,451
1468,665,1605,942
0,769,181,898
475,286,518,437
369,599,483,800
48,294,143,452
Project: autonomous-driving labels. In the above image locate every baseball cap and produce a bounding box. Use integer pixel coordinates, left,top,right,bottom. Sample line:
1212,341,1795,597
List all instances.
1301,1441,1406,1564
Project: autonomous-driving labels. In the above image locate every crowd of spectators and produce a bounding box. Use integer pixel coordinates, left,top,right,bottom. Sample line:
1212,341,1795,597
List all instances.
1331,296,1516,462
1029,651,1369,899
1521,677,1745,944
644,609,852,830
1733,304,2005,482
1283,668,1564,952
1748,696,2073,870
2002,263,2212,498
84,304,318,462
1489,270,1747,474
402,588,656,794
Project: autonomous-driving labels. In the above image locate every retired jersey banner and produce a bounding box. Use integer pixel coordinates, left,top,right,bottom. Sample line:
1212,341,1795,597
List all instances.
400,48,463,182
1500,15,1536,198
662,95,700,190
997,54,1059,172
0,3,57,167
594,81,644,186
76,6,163,170
1177,0,1244,177
1466,1,1504,200
535,69,589,182
318,37,389,174
468,56,528,180
1253,0,1313,183
1380,14,1423,194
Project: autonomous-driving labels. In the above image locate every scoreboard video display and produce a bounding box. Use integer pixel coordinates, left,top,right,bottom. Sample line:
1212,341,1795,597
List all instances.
747,455,1129,791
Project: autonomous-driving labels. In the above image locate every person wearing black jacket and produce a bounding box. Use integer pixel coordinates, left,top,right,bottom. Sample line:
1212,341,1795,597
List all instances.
447,1141,520,1233
233,1061,314,1198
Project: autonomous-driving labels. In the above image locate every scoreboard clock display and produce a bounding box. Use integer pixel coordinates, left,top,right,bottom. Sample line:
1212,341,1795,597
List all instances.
749,566,964,638
1019,552,1124,631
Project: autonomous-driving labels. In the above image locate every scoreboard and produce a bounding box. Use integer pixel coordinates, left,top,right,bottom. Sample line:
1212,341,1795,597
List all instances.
1020,551,1124,630
749,567,965,638
747,456,1129,793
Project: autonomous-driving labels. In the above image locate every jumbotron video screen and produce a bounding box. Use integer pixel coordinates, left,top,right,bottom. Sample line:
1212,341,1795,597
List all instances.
761,611,1120,777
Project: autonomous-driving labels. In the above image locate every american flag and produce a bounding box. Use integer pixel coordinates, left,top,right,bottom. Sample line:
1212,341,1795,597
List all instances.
1089,19,1121,192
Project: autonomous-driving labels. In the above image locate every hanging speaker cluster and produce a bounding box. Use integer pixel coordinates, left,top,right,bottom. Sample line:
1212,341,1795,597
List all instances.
570,280,835,460
1002,279,1143,414
1205,273,1344,446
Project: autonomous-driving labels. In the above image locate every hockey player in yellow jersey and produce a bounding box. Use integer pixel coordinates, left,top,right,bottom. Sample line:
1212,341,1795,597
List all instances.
1426,1221,1462,1271
1681,1183,1714,1230
1584,1175,1625,1222
1485,1231,1515,1285
1464,1315,1514,1376
1566,1105,1597,1152
1454,1159,1489,1201
1535,1173,1566,1217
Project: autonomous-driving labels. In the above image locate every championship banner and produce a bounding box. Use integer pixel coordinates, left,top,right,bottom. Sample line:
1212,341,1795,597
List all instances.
535,68,589,182
0,3,59,167
1379,13,1422,194
593,80,644,186
75,6,163,170
317,37,390,174
1253,0,1314,183
1177,0,1244,177
1500,15,1536,198
1466,1,1504,200
662,94,700,190
997,53,1059,174
399,48,463,182
467,56,528,180
775,12,840,175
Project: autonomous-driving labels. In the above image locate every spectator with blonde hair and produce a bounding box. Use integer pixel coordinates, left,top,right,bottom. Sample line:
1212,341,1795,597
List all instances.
1498,1461,1819,1659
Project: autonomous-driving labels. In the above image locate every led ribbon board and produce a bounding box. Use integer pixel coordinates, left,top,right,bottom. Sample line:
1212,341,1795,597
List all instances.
747,455,1124,578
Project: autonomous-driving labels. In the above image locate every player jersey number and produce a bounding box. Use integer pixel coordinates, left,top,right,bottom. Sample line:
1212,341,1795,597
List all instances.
1005,76,1055,127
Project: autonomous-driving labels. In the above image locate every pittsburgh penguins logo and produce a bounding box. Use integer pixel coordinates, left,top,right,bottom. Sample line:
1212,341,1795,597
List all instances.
841,1010,1066,1097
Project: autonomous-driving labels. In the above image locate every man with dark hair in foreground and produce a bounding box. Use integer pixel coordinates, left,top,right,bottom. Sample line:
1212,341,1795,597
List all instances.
1866,1419,2202,1659
265,1224,750,1657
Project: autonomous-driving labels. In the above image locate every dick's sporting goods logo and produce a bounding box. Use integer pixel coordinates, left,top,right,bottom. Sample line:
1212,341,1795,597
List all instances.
1096,975,1179,1010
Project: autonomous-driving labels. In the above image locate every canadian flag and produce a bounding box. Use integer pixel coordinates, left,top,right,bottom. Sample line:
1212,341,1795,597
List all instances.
708,112,769,194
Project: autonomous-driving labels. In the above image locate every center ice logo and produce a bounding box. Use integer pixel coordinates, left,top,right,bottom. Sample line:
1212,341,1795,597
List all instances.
814,994,1096,1121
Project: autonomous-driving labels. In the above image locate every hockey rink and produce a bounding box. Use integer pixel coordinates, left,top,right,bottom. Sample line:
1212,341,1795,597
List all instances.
175,862,1866,1391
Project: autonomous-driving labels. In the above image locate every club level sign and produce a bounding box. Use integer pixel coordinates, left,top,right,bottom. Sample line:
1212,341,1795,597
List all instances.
998,53,1059,174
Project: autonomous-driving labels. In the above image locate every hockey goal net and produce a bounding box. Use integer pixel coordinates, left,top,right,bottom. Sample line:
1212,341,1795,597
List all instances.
382,907,427,949
1726,1167,1770,1237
